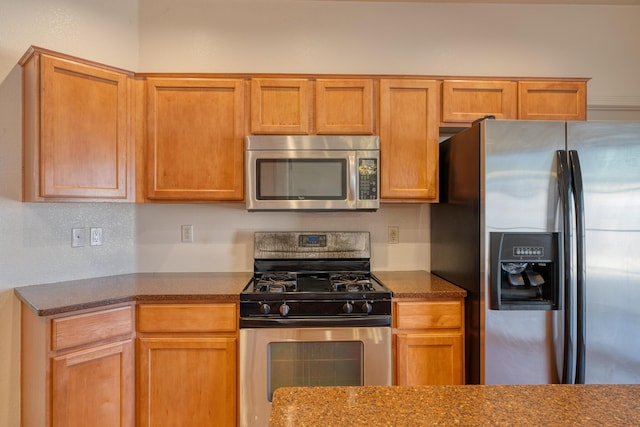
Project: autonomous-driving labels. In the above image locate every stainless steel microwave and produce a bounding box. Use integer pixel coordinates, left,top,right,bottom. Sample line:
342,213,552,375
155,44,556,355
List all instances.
245,135,379,211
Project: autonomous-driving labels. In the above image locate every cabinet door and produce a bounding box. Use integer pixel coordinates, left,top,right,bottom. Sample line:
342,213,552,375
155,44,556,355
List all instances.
23,54,131,201
51,340,134,427
138,337,237,427
396,333,464,386
147,78,244,200
442,80,517,123
518,81,587,121
251,78,310,134
315,79,374,134
379,79,439,201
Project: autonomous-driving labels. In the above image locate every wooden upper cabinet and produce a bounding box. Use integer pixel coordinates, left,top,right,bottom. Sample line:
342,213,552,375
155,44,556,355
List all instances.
442,80,517,124
315,79,374,134
250,78,310,134
146,78,244,201
379,79,439,201
518,81,587,121
21,49,133,201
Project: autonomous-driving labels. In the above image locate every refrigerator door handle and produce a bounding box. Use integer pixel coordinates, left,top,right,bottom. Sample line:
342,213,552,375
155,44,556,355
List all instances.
569,150,587,384
556,150,574,384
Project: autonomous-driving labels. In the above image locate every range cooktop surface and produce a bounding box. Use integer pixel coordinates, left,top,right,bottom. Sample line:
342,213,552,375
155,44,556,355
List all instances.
240,231,392,322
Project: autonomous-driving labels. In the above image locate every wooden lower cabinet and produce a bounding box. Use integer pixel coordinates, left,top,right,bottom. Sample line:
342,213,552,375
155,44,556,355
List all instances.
51,340,134,427
136,303,238,427
21,304,135,427
393,299,465,386
137,337,236,426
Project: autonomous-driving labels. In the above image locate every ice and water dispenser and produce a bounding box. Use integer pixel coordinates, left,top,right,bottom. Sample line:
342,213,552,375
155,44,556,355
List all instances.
490,232,561,310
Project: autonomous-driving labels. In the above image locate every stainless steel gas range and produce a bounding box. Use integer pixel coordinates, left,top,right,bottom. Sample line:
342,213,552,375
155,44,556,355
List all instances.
239,231,392,427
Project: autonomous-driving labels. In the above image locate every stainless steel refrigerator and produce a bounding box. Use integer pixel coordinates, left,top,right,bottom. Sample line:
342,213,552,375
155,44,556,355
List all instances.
431,119,640,385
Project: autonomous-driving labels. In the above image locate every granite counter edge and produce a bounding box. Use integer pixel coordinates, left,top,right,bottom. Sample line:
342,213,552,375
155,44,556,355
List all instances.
14,272,249,317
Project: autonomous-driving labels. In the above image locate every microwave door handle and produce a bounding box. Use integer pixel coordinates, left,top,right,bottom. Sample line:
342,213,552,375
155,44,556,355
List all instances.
349,151,357,206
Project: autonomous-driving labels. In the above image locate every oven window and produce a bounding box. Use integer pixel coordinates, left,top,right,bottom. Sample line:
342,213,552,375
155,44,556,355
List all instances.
267,341,363,401
256,159,346,200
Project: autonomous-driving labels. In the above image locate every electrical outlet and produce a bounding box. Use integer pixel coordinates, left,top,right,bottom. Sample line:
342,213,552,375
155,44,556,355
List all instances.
72,228,86,247
181,225,194,243
90,227,103,246
388,226,399,244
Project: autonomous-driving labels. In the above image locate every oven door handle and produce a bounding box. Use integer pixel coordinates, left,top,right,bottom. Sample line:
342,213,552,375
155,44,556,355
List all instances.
240,315,391,328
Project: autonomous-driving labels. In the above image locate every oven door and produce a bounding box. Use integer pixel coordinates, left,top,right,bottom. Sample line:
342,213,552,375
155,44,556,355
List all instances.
239,326,392,427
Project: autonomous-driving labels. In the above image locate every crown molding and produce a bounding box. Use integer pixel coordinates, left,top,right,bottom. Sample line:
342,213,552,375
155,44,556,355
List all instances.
588,96,640,111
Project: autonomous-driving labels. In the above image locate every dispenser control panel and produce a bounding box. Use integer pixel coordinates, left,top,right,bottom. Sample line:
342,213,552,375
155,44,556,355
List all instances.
513,246,544,257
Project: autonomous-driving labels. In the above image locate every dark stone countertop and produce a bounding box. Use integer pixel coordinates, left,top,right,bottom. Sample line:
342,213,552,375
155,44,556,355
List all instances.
270,384,640,426
374,270,467,299
13,271,465,317
14,272,252,316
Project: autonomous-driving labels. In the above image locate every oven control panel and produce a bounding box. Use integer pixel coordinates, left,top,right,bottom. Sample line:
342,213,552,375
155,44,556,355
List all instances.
298,234,327,247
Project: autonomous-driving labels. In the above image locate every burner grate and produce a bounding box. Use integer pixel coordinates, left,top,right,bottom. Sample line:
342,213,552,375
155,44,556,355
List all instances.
254,272,297,293
330,273,374,292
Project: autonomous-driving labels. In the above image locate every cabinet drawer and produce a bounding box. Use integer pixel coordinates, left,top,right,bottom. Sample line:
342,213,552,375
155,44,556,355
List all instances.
51,305,134,351
395,300,462,330
137,303,237,333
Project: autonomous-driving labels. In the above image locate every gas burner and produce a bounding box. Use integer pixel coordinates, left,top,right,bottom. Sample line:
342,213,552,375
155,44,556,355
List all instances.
334,283,371,292
254,272,297,293
330,273,374,292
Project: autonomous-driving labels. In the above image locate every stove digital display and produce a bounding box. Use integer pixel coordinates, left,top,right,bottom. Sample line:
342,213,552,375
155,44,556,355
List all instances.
298,234,326,247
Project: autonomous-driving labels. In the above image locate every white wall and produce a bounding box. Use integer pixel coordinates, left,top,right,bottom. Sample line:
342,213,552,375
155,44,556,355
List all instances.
0,1,139,425
2,0,640,425
137,0,640,111
136,203,429,272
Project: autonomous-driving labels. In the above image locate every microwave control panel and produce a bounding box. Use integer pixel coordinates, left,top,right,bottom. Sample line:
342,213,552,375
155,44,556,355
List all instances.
358,159,378,200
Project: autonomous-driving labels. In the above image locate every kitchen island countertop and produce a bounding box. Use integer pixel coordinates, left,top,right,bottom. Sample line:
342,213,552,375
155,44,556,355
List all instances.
270,384,640,426
14,270,465,316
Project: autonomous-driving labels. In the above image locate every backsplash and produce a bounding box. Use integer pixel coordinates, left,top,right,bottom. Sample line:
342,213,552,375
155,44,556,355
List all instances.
135,202,430,273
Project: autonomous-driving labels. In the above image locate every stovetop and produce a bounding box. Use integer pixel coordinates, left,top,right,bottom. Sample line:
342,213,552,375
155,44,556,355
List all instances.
240,231,392,323
242,271,391,300
251,270,386,292
239,272,392,322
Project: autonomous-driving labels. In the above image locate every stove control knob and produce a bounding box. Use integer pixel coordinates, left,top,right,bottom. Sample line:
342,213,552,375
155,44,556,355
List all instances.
279,302,290,317
343,302,354,314
259,303,271,314
361,302,373,314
